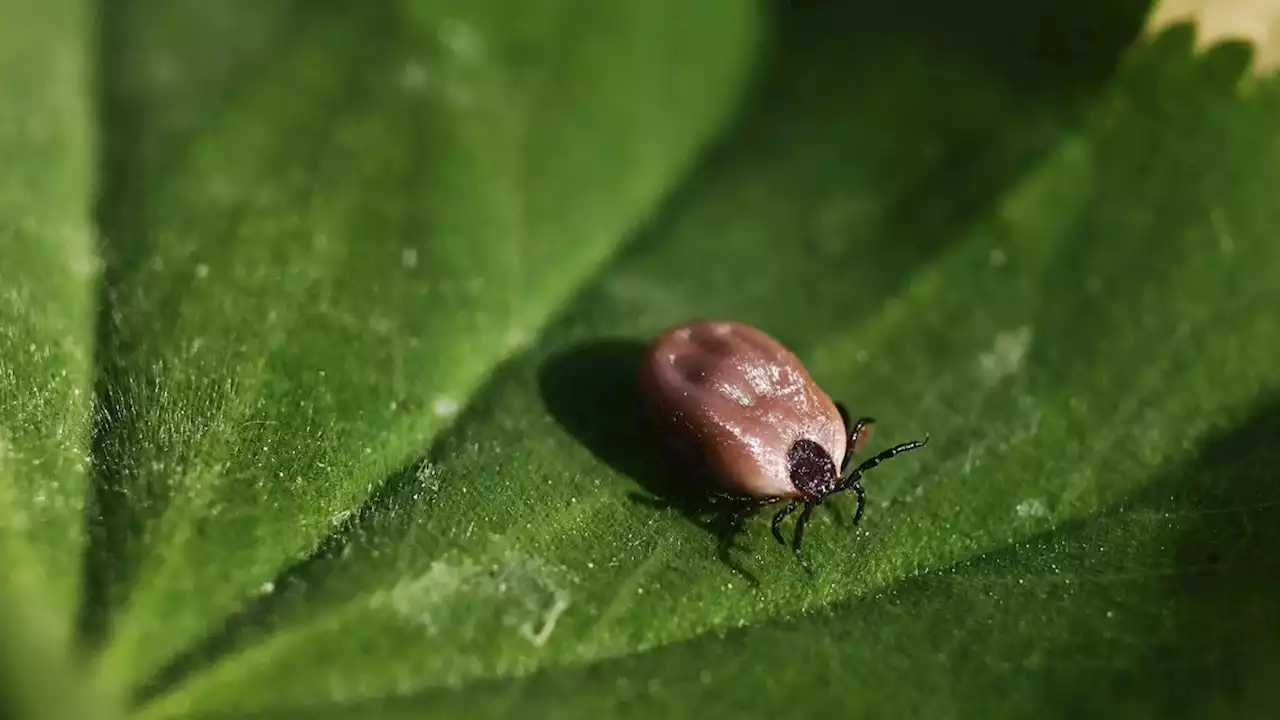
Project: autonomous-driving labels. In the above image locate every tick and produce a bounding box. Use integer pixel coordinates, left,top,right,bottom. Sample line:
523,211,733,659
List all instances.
638,319,928,569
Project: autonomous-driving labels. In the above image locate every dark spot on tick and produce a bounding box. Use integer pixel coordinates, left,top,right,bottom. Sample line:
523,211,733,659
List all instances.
788,439,838,498
672,352,710,385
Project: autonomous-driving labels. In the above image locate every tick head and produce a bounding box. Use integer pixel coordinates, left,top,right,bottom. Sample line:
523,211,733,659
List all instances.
787,438,839,499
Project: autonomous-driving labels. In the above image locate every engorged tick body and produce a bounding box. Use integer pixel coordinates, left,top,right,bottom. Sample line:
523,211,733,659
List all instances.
639,320,928,568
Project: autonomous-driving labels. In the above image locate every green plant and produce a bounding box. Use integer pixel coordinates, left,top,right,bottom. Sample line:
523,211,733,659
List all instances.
2,1,1278,718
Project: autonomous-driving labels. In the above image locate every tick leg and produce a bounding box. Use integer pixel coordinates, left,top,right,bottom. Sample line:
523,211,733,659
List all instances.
839,435,930,491
792,502,816,572
851,481,866,526
841,416,877,473
725,495,777,532
710,491,779,509
771,501,799,546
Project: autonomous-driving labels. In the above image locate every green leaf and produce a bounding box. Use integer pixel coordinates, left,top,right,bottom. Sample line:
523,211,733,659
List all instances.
127,1,1279,717
301,401,1280,720
0,584,115,720
3,0,1279,718
0,0,95,665
84,0,761,698
0,2,107,718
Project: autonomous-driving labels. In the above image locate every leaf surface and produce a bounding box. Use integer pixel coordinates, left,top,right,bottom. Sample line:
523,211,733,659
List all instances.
133,2,1280,717
0,2,104,717
3,1,1280,718
85,0,762,696
0,0,95,660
